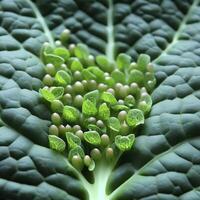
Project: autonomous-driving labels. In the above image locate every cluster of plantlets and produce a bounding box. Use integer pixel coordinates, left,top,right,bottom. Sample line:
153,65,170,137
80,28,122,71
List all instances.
39,30,156,171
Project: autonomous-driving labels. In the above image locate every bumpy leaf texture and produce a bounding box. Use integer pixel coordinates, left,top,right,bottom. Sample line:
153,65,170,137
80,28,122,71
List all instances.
0,0,200,200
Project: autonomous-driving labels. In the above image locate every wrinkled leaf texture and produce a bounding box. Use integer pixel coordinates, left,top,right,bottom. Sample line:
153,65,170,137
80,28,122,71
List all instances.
0,0,200,200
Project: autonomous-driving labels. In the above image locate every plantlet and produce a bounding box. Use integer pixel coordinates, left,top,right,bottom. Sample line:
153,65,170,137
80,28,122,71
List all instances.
39,30,156,173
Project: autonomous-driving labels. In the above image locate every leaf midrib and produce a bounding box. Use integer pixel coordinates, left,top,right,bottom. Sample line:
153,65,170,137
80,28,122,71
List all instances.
26,0,55,47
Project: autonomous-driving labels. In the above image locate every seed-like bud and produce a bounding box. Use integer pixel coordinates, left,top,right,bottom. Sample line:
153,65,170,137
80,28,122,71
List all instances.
55,40,62,46
60,64,67,71
45,63,56,76
69,44,76,55
60,29,70,43
147,63,154,72
62,93,72,105
74,95,83,108
87,55,95,65
106,147,114,160
96,120,104,128
101,134,110,146
74,71,82,81
129,83,139,95
88,117,96,124
73,81,84,93
43,74,53,86
87,80,97,90
104,72,109,77
49,125,59,136
119,85,129,98
75,130,84,140
65,85,73,94
51,100,64,113
118,99,124,105
82,80,88,89
115,83,123,90
98,83,108,92
129,62,137,71
141,87,147,93
51,113,61,125
91,148,101,160
58,124,66,136
118,110,127,122
84,155,92,167
71,155,83,170
65,124,72,132
120,122,130,135
107,88,115,95
73,125,81,132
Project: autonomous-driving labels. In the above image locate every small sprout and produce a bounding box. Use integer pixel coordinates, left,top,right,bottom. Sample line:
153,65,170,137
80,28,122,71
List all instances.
124,95,135,107
106,147,114,159
45,63,56,76
73,81,84,93
39,87,64,102
98,103,110,120
115,134,135,151
43,74,54,86
128,69,144,85
126,109,144,127
112,104,129,112
108,117,121,132
84,155,92,167
116,53,131,71
75,130,84,140
84,131,101,145
49,125,59,136
63,106,80,123
51,100,64,113
74,43,89,60
54,47,70,61
82,99,97,116
70,60,83,72
55,70,71,85
71,155,83,170
51,113,61,125
48,135,66,152
96,55,114,72
90,148,101,160
68,146,85,161
101,92,117,105
69,43,76,54
101,134,110,146
66,132,81,149
88,124,102,134
118,110,127,122
137,54,150,72
111,69,126,84
84,90,99,103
